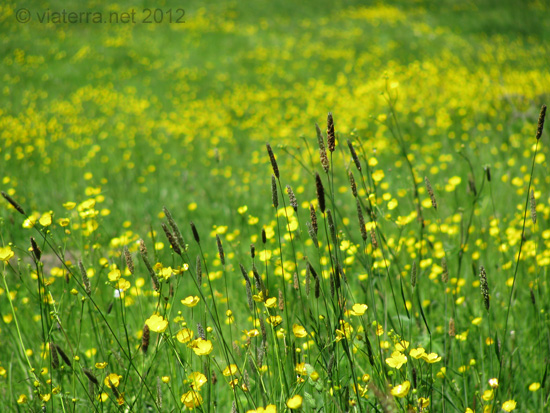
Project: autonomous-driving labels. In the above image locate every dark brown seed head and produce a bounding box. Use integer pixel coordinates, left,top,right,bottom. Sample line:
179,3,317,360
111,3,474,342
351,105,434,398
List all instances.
530,288,536,306
216,234,225,265
309,204,318,234
266,143,279,178
83,368,99,385
315,173,325,214
142,324,150,354
479,266,490,311
54,343,72,367
250,244,255,259
327,112,335,153
485,166,491,182
348,170,357,198
315,124,330,172
347,140,362,171
190,222,200,244
293,272,299,290
123,246,134,274
1,191,26,215
30,237,41,261
139,239,159,290
271,175,278,209
536,104,546,140
286,185,298,212
261,228,267,244
162,223,182,255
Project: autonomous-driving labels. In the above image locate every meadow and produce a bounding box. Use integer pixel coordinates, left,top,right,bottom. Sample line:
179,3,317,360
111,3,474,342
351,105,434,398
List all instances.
1,0,550,411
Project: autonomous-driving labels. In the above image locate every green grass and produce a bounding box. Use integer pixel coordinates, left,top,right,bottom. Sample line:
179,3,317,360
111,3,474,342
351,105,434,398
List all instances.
1,0,549,411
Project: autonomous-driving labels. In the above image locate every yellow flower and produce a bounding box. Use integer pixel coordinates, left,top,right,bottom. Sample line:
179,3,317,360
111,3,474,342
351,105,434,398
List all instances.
0,246,14,262
188,372,207,389
39,212,52,226
181,390,203,409
104,373,122,388
488,378,499,388
421,352,442,363
189,338,213,356
292,324,307,338
181,296,200,307
410,347,425,359
395,340,409,352
95,362,108,369
265,297,277,308
350,303,368,316
418,397,430,407
17,394,28,404
286,394,303,409
391,380,410,398
243,329,259,338
176,328,194,343
266,315,282,327
482,389,493,401
386,351,407,369
145,314,168,333
63,202,76,210
223,364,239,377
108,269,121,282
502,400,516,411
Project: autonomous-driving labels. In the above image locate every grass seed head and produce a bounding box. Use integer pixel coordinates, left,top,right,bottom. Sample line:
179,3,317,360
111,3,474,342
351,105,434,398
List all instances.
190,222,200,244
266,143,279,178
356,199,367,241
83,368,99,385
441,257,449,283
449,318,456,337
347,139,362,171
315,173,325,213
216,234,225,265
316,123,330,172
142,324,150,354
196,255,202,286
309,204,318,234
1,191,26,215
286,185,298,211
162,223,182,256
370,228,378,250
424,176,437,210
30,237,41,261
327,112,335,152
306,221,319,248
271,175,279,209
79,260,91,295
163,206,186,250
348,170,357,198
261,228,267,244
123,246,134,274
50,342,59,370
54,343,72,367
479,266,490,311
536,104,547,140
278,289,284,311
